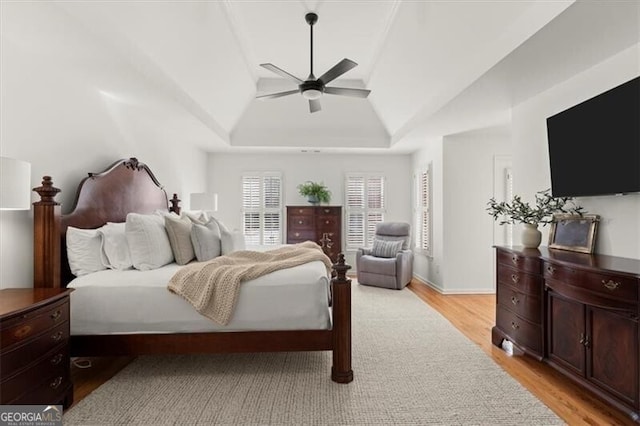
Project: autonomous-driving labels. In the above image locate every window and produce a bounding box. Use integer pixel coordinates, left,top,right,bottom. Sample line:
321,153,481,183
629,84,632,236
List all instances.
242,172,282,245
345,174,385,249
415,165,432,255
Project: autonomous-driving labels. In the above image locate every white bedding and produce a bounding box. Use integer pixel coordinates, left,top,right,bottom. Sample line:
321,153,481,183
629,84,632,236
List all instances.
68,259,331,334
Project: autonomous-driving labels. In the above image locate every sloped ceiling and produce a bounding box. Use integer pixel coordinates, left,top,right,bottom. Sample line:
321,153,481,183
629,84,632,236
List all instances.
16,0,637,153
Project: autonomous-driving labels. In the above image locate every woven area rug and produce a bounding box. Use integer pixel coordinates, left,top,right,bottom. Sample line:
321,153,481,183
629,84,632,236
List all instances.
64,284,562,425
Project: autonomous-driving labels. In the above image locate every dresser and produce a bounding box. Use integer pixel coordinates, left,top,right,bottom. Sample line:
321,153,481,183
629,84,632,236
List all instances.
286,206,342,262
0,288,74,408
492,246,640,422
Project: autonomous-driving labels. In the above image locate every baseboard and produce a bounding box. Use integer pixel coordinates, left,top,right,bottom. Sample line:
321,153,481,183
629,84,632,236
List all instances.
412,275,495,295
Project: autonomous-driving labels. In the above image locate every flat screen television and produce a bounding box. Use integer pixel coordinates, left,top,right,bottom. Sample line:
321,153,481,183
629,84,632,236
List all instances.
546,76,639,197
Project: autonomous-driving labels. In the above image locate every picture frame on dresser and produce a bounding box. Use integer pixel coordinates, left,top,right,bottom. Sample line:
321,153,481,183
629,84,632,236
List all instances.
548,213,599,254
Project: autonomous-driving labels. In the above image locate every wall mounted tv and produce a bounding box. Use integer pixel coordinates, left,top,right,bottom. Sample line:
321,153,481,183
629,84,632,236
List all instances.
546,76,639,197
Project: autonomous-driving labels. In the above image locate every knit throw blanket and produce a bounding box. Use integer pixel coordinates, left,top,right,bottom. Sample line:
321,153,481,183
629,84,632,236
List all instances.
168,241,333,325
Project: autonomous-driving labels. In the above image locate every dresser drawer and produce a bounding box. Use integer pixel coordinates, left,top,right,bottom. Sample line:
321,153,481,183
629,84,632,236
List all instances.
317,207,340,216
544,262,638,303
0,321,69,375
290,207,314,216
12,369,71,406
497,285,542,324
289,215,314,229
1,299,69,349
316,215,339,230
497,249,541,274
496,305,542,353
497,264,543,297
287,230,316,241
1,344,69,404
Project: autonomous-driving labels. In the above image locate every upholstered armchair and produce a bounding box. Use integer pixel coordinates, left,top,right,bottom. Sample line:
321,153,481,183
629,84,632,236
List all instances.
356,222,413,290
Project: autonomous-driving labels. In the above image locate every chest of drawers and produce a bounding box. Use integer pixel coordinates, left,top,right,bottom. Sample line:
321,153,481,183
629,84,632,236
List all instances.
287,206,342,262
0,288,74,408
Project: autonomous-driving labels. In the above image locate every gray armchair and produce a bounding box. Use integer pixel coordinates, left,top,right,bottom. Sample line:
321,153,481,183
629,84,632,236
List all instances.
356,222,413,290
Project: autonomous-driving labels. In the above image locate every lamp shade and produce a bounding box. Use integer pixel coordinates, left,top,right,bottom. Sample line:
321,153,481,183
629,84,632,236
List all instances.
190,193,218,212
0,157,31,210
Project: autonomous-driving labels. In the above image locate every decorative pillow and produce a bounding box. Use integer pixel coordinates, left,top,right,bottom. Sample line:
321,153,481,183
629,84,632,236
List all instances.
98,222,133,270
220,227,246,255
125,213,174,271
371,238,404,258
182,210,209,225
165,215,195,265
66,226,106,277
191,219,221,262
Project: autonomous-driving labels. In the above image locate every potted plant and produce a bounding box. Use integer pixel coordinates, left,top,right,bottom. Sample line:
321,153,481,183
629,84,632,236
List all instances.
297,181,331,205
487,189,585,248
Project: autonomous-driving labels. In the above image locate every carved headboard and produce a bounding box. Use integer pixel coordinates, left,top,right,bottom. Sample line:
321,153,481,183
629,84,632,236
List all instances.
33,158,179,288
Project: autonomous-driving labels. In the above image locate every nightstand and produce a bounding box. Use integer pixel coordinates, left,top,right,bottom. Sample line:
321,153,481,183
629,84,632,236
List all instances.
0,288,74,408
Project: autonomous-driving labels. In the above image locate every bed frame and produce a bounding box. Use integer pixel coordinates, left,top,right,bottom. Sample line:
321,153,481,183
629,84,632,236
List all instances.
32,158,353,383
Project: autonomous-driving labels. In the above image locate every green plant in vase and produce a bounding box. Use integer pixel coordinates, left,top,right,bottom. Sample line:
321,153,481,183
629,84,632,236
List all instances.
297,181,331,205
487,189,585,248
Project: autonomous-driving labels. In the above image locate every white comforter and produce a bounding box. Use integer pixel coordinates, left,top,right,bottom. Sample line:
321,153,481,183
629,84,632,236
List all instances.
68,260,331,335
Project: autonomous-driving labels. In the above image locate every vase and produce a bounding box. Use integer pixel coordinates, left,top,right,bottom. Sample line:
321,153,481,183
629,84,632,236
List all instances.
521,223,542,248
307,195,319,205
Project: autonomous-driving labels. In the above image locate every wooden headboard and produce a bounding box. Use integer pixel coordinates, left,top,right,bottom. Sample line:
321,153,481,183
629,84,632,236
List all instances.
33,158,180,288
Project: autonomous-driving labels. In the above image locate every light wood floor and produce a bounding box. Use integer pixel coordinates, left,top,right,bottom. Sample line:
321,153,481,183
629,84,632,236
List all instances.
70,280,635,425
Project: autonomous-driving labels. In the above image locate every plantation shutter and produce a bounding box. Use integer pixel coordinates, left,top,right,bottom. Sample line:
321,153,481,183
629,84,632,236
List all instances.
415,167,431,254
345,174,385,249
242,173,282,245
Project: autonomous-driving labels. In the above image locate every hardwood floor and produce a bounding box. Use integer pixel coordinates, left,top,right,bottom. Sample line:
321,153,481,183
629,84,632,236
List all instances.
69,280,634,425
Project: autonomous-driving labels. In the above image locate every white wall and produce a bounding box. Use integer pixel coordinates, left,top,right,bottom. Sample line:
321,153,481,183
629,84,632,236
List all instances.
512,44,640,259
207,152,412,267
442,127,511,293
0,2,209,288
411,138,444,288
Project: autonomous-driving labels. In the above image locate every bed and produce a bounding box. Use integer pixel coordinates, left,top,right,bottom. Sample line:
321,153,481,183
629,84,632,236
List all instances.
32,158,353,383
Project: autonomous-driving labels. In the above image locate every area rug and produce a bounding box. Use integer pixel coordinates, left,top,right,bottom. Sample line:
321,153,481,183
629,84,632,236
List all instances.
64,284,562,425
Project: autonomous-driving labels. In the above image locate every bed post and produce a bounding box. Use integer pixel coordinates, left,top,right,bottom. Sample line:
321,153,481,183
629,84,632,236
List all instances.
33,176,61,289
331,253,353,383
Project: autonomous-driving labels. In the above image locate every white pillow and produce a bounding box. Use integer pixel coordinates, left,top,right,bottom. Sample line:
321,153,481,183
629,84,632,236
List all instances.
182,210,209,225
125,213,174,271
220,227,246,255
66,226,106,277
98,222,133,270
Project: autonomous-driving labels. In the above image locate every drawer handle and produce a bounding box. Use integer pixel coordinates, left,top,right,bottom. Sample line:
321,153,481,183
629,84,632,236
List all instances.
324,209,330,213
51,353,64,365
510,296,519,305
510,321,519,330
546,265,555,274
50,376,63,389
294,232,300,237
579,333,585,345
13,325,32,339
511,255,519,265
298,209,303,213
298,220,303,224
602,280,620,291
51,310,62,321
325,220,330,224
511,274,519,284
51,331,64,341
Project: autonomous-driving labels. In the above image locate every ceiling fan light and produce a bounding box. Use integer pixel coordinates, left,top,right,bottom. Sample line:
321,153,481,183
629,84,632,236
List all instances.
302,89,322,100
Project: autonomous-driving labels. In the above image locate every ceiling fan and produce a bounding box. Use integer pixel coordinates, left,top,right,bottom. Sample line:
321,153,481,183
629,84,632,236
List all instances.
256,12,371,113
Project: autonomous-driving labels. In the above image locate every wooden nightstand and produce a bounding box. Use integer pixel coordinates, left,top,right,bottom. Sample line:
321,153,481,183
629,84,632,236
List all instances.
0,288,74,408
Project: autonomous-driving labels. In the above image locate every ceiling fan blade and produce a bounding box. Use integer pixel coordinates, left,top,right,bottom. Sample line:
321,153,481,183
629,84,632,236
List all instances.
324,86,371,98
309,99,321,113
256,89,300,100
318,58,358,85
260,63,304,84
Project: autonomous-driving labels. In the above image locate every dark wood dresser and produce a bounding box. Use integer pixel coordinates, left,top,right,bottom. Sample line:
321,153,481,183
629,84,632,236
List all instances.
0,288,74,408
492,246,640,422
286,206,342,262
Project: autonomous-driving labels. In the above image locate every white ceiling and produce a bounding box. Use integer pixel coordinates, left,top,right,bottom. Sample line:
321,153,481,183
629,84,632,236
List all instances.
50,0,638,153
